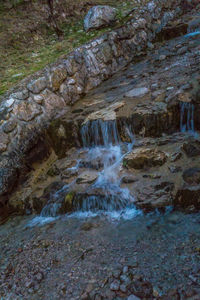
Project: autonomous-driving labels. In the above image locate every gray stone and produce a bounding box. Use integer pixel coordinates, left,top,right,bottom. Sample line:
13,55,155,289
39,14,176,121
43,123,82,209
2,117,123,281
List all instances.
110,279,120,291
170,151,182,162
76,171,98,184
120,284,127,293
177,46,188,55
124,148,167,170
41,89,66,116
11,89,29,100
0,130,10,152
122,175,138,183
125,87,149,98
2,120,17,133
175,185,200,209
4,98,15,108
182,141,200,157
33,95,43,104
127,295,141,300
50,65,67,91
183,168,200,185
120,274,131,285
84,6,117,32
35,272,44,282
27,77,47,94
112,269,121,279
159,54,166,60
168,165,182,173
13,102,42,122
123,266,129,274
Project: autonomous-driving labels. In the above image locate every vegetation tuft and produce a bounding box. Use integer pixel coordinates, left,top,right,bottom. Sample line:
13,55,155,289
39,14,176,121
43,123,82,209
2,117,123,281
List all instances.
0,0,139,96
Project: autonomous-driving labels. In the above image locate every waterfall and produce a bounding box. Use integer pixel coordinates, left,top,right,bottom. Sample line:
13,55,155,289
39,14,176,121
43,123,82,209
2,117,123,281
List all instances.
70,119,139,219
28,119,139,226
81,119,120,147
180,102,194,133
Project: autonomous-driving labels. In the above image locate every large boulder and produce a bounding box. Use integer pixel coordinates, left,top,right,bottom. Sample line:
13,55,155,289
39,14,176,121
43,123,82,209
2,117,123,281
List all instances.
134,180,174,210
182,141,200,157
84,6,117,32
175,185,200,210
123,148,167,170
182,168,200,185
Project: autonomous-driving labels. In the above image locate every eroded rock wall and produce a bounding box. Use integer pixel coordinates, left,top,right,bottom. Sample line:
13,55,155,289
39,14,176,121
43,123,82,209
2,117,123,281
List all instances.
0,0,191,204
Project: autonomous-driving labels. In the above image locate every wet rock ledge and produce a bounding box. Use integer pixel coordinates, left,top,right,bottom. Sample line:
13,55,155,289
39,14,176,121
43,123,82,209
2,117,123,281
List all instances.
0,0,199,216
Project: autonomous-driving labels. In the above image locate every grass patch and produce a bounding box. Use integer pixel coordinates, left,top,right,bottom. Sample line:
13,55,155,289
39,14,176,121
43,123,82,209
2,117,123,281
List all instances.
0,0,138,96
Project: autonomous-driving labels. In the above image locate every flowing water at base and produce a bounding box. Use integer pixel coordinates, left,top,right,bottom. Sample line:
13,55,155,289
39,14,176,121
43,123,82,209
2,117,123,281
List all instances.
29,100,199,227
28,121,140,227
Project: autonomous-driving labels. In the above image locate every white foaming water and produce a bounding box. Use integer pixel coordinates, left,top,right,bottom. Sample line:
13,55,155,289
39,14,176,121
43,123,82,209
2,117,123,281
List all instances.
75,120,138,217
27,216,59,227
28,120,139,226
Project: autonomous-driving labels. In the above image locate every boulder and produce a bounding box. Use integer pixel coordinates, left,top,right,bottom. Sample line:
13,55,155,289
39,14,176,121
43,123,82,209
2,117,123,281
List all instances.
175,185,200,210
182,168,200,185
123,148,167,170
182,141,200,157
13,101,42,122
134,181,174,210
84,6,117,32
125,87,149,98
27,77,47,94
76,171,98,184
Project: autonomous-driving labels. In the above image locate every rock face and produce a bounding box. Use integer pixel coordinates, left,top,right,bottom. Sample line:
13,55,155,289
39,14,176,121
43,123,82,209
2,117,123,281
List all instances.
76,171,98,184
183,168,200,185
124,148,167,170
0,0,186,208
134,180,174,210
125,87,149,98
84,6,117,32
175,185,200,211
1,0,200,218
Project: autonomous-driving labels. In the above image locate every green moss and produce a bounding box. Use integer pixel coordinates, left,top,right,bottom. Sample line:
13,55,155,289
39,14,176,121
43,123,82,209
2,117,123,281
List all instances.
63,191,75,212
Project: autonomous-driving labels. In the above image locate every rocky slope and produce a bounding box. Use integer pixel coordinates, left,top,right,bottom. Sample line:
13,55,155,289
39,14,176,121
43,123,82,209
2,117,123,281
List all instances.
1,0,200,220
1,0,200,221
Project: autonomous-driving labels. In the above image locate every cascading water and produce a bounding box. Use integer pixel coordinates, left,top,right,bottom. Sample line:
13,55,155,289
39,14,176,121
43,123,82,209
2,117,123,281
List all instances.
184,31,200,38
72,119,139,219
81,119,120,148
180,102,195,133
28,119,139,226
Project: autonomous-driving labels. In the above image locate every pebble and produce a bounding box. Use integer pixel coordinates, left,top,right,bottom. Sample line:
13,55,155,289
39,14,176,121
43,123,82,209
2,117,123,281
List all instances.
112,269,121,279
159,54,166,60
25,280,33,288
127,295,141,300
120,274,131,285
123,266,129,274
120,283,127,293
168,165,182,173
110,279,120,291
177,46,188,55
35,272,43,282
